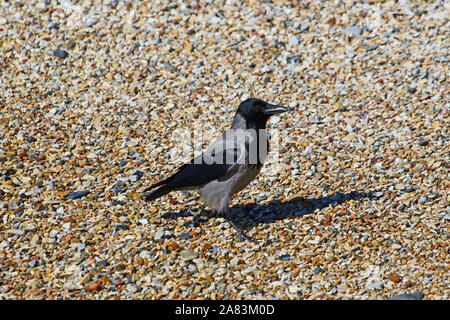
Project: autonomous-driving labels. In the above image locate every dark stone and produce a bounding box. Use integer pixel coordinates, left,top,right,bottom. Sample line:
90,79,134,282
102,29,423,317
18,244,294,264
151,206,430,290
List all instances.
27,136,37,143
313,266,324,274
286,56,301,64
112,184,122,193
66,190,90,200
115,224,129,231
49,23,59,30
96,260,110,267
118,160,127,167
53,49,68,59
279,254,291,261
133,170,144,180
273,40,285,48
402,186,418,193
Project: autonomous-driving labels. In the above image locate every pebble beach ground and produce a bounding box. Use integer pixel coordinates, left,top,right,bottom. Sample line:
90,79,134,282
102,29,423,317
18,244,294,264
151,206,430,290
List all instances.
0,0,448,300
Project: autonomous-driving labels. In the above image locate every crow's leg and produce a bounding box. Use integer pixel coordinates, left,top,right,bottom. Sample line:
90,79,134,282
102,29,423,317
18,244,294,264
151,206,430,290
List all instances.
192,205,206,227
221,208,255,242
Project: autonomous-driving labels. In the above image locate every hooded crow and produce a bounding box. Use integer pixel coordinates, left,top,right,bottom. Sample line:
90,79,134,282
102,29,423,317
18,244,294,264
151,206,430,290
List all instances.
144,98,291,241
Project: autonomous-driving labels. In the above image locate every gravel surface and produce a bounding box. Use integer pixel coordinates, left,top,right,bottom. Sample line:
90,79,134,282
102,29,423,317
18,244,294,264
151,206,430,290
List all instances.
0,0,448,300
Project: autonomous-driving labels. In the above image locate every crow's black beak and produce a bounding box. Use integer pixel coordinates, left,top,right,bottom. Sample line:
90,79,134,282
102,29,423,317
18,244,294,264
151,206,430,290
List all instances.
264,104,291,116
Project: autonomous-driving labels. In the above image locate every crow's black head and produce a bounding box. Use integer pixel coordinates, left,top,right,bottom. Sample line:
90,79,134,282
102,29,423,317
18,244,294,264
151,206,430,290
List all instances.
236,98,290,128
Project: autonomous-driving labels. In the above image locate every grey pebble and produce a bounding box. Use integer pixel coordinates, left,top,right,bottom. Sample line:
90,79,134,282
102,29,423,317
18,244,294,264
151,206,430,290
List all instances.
6,229,25,236
138,218,148,225
395,183,406,190
84,17,97,27
139,250,152,260
82,180,92,188
28,260,38,267
342,26,363,37
112,184,122,193
299,23,309,32
154,230,164,241
367,280,382,290
364,44,378,51
22,223,37,232
62,222,71,230
49,230,59,238
180,249,198,261
289,35,299,46
179,233,191,239
8,202,18,209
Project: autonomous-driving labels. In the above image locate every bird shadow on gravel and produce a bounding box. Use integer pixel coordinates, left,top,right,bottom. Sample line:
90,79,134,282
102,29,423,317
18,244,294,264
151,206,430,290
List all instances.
161,190,382,232
238,190,382,232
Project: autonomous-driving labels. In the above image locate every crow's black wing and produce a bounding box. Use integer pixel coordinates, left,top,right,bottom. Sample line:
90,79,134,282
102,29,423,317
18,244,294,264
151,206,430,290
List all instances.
145,147,240,194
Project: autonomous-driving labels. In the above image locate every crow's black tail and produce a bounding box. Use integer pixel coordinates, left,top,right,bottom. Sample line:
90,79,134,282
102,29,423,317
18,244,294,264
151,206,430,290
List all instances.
143,163,191,201
144,185,173,201
143,175,174,201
